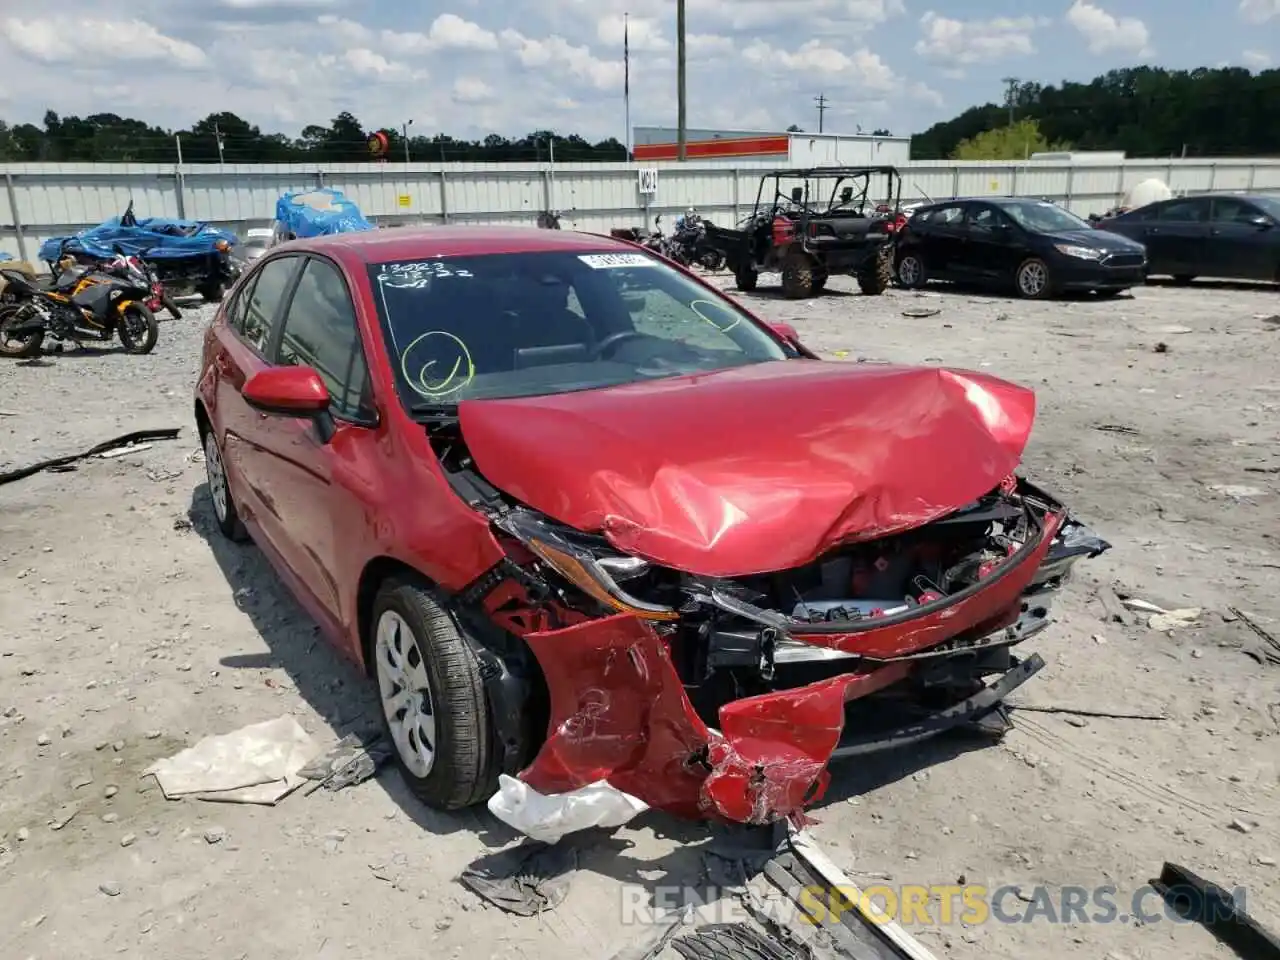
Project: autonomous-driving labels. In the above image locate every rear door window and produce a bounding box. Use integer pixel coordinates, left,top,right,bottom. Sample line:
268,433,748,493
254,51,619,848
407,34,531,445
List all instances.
1158,198,1210,222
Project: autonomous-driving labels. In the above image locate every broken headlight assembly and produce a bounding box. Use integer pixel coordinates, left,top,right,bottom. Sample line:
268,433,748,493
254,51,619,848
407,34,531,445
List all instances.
496,509,680,622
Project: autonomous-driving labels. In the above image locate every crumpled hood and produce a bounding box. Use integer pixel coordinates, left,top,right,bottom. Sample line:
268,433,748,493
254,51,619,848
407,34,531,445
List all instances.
458,359,1036,577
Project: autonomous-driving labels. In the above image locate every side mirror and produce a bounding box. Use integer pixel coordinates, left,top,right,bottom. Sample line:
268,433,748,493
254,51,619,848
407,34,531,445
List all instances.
840,187,854,202
768,321,800,344
790,187,804,204
1248,215,1273,229
242,366,334,439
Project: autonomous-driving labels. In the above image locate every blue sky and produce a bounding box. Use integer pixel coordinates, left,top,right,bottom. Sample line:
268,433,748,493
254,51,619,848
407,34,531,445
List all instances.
0,0,1274,141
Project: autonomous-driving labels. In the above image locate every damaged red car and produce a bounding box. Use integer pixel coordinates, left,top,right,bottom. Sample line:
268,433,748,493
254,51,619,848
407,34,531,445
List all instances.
194,226,1108,829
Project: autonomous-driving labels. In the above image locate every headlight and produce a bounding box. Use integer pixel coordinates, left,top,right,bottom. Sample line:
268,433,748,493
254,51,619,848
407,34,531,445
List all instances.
1054,243,1102,260
496,510,678,622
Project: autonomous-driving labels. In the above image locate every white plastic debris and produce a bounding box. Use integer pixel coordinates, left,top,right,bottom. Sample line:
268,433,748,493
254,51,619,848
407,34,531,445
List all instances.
1148,608,1203,632
487,774,649,844
144,715,315,805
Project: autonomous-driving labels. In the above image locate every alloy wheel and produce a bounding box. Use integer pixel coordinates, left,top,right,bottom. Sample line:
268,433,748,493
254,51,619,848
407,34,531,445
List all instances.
899,256,921,286
1018,261,1048,297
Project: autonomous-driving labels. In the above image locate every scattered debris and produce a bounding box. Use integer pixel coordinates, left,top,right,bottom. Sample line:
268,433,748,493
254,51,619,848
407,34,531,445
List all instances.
1095,423,1140,435
48,805,78,831
1148,608,1203,632
671,923,804,960
1096,586,1135,626
1230,818,1256,834
1229,607,1280,657
458,841,578,917
604,905,695,960
487,774,649,845
1209,484,1267,500
98,443,153,459
0,428,182,487
1010,703,1167,721
298,732,393,794
1150,861,1280,960
144,715,315,805
1154,341,1169,353
1122,597,1168,616
901,307,941,318
98,881,122,897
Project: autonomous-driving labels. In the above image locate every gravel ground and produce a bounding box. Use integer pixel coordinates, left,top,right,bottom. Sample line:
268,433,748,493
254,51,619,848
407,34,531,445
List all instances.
1,276,1278,960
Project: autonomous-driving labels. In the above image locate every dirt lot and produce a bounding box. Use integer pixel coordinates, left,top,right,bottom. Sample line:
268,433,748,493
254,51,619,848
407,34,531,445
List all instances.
1,276,1278,960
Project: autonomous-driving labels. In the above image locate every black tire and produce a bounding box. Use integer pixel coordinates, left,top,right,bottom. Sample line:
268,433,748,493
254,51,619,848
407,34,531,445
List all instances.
371,577,498,811
734,263,758,291
781,251,816,299
896,250,928,289
0,305,44,358
1014,257,1054,299
812,269,828,292
117,304,159,354
1094,288,1126,299
1171,275,1195,285
856,246,893,295
701,251,726,272
198,281,225,303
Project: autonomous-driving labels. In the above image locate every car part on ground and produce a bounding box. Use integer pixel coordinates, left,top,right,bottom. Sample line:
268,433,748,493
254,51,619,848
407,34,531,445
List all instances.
0,428,181,486
1151,862,1280,960
702,167,906,299
895,196,1148,298
195,226,1109,835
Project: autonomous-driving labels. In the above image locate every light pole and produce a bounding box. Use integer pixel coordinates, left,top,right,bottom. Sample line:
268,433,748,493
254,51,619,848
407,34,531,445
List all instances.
676,0,686,161
402,119,413,162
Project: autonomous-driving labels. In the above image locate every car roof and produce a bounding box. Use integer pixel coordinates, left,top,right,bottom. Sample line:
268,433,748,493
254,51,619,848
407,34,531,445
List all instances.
919,196,1060,209
275,225,635,263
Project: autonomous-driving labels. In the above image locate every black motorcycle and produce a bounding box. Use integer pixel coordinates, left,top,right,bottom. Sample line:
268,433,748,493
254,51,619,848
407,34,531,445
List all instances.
672,212,726,271
0,263,159,358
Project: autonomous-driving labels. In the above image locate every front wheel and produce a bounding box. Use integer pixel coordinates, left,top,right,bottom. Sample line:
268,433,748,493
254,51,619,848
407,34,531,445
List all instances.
896,251,928,289
117,304,159,354
0,305,44,358
1015,258,1053,299
781,250,816,299
856,246,894,296
371,579,499,811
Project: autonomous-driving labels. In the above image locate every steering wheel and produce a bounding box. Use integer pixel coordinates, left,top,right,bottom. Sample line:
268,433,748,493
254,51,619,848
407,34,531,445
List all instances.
592,330,651,359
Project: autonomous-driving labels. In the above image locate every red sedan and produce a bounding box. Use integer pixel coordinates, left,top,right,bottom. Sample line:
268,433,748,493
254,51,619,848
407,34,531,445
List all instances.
195,225,1107,829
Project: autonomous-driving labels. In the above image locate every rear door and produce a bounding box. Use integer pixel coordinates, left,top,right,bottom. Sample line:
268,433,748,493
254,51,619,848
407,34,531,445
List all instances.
1206,197,1274,280
250,255,379,632
1149,197,1211,277
213,254,305,543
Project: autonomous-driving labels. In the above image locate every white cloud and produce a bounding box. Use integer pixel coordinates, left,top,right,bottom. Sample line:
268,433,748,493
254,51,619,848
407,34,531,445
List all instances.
453,77,496,103
423,13,499,50
1241,49,1271,68
217,0,337,7
914,12,1038,70
1,17,208,68
743,40,896,90
316,12,497,54
687,34,735,56
596,15,668,51
1065,1,1152,56
500,29,623,90
1239,0,1280,22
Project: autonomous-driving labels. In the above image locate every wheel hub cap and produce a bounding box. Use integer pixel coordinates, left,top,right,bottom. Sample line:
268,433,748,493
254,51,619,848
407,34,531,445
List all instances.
375,611,436,778
204,432,228,523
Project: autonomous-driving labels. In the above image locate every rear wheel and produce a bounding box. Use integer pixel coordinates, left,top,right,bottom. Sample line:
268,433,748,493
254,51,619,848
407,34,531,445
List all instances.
1015,257,1054,299
781,250,816,298
856,246,894,295
117,304,159,354
371,578,499,810
201,424,249,542
0,305,44,358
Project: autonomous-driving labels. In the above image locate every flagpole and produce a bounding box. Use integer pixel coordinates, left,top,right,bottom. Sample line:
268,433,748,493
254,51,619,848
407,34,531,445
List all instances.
624,12,631,160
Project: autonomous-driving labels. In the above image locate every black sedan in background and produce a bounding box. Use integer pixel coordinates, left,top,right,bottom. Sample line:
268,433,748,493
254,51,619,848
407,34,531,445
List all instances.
895,197,1148,299
1093,194,1280,284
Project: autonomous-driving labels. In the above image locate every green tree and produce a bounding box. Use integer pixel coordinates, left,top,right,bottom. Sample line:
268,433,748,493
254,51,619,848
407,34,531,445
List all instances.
951,118,1070,160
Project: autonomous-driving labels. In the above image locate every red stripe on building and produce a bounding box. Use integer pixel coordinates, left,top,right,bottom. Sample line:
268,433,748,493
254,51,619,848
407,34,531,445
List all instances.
633,135,790,161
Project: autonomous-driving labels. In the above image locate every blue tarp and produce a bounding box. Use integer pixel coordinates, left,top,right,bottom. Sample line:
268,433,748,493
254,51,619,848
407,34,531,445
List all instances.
0,252,12,261
274,188,373,239
38,213,237,263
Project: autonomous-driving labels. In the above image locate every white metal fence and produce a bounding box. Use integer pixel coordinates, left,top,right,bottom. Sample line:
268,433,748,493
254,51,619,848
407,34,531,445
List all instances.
4,157,1280,263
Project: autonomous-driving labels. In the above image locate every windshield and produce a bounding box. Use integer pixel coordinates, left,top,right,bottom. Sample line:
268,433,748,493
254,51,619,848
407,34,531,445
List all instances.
368,249,788,408
1251,196,1280,219
999,200,1092,233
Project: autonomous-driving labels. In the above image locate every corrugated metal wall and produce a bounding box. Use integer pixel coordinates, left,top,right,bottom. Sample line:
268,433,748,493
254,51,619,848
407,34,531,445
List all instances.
3,158,1280,262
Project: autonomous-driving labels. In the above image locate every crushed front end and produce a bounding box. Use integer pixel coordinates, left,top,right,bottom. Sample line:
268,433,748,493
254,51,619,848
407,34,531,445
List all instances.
444,444,1109,827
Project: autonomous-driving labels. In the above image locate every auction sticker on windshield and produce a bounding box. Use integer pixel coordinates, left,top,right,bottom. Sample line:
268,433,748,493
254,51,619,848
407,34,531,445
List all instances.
579,253,656,269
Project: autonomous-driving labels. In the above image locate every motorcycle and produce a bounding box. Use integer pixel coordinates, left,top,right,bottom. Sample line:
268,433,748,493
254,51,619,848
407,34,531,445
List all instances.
101,247,182,320
672,210,726,271
0,261,160,358
536,210,563,229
